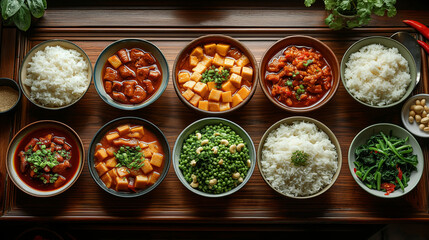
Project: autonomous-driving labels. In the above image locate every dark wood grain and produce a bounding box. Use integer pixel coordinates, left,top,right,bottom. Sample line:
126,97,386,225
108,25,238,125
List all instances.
1,7,429,238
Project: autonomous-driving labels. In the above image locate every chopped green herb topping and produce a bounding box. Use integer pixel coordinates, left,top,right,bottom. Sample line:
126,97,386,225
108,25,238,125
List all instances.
291,150,309,166
201,65,230,88
114,146,145,170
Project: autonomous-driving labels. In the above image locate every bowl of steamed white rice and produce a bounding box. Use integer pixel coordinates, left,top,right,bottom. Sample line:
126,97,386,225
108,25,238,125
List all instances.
19,39,92,110
341,36,416,108
257,116,342,199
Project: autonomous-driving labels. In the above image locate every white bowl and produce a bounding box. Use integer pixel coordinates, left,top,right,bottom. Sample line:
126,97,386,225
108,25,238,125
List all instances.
401,93,429,138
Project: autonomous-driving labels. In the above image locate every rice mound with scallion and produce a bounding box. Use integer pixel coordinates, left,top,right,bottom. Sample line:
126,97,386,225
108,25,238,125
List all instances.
24,45,90,107
261,121,338,197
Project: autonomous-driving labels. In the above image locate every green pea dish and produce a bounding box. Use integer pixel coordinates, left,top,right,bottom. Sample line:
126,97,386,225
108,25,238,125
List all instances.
173,117,256,197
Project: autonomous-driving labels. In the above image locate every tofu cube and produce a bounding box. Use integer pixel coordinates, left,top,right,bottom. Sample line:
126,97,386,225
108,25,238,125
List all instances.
148,142,160,153
236,55,250,67
106,147,115,157
95,148,108,161
216,43,230,56
189,55,199,67
230,66,242,75
117,167,130,178
219,102,231,111
190,72,202,82
131,126,144,136
232,93,244,107
115,177,129,191
190,46,204,60
193,82,209,97
221,80,237,93
182,89,195,101
192,63,207,74
148,171,161,185
178,71,191,84
237,86,251,100
139,141,149,149
241,67,253,81
95,162,109,176
208,89,222,102
134,175,148,189
204,43,217,56
189,94,202,107
150,153,164,167
105,132,120,142
183,80,197,90
198,100,209,111
208,101,220,112
207,81,217,91
108,168,118,179
201,55,213,68
212,53,225,67
105,157,117,168
101,173,113,188
143,147,153,158
141,159,153,174
117,124,130,135
221,91,232,102
224,58,235,69
108,55,122,69
229,73,242,88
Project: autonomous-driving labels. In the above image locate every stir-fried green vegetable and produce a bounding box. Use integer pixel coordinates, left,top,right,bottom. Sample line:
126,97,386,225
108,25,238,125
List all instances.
354,131,418,195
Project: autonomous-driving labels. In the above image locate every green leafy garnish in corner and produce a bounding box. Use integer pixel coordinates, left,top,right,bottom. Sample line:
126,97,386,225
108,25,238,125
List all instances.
0,0,47,31
291,150,310,166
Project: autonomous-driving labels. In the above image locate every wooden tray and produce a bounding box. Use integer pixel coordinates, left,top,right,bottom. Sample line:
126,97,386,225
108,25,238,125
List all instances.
1,7,428,232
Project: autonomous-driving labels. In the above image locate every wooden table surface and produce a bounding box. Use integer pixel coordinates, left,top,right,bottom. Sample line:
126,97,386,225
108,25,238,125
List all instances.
1,1,429,239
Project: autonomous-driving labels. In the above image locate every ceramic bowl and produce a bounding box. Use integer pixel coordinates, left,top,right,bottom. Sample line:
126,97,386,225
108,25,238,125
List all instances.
93,39,169,110
6,120,85,197
0,78,21,114
88,117,170,197
341,36,417,108
172,34,258,115
172,117,256,197
348,123,423,198
257,116,342,199
259,35,340,112
401,94,429,138
19,39,92,110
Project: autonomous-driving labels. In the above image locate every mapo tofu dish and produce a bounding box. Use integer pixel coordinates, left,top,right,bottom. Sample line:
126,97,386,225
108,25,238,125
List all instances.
264,46,333,107
177,42,254,112
15,129,79,191
103,47,162,104
94,124,165,192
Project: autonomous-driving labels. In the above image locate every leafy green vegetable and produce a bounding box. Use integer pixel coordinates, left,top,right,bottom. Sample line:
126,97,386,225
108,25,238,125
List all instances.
353,131,418,195
201,65,230,89
291,150,309,166
0,0,47,31
114,146,145,170
304,0,397,30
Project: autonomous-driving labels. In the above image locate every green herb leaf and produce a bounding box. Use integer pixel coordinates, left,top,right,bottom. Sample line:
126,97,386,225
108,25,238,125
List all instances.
11,3,30,31
26,0,46,18
1,0,24,20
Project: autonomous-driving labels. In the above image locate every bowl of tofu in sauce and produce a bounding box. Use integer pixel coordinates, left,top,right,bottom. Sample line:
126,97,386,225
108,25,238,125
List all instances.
93,39,169,110
173,35,258,115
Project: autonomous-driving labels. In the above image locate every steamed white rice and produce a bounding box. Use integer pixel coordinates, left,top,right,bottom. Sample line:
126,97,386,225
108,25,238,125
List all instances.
344,44,411,106
25,45,90,107
261,121,338,197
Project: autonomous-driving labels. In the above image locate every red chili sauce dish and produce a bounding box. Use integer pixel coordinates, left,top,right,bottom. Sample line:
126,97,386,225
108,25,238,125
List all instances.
14,129,80,191
264,46,333,108
102,48,162,104
94,124,165,192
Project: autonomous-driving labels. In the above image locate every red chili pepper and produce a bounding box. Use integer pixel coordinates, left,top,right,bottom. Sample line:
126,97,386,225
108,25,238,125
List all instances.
397,166,403,180
417,40,429,54
403,20,429,40
381,183,396,195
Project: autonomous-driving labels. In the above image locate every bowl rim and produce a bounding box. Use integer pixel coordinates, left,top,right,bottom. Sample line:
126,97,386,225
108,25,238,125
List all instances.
0,77,22,114
172,34,259,115
87,116,171,198
400,93,429,138
6,120,85,197
93,38,169,111
347,122,424,198
258,35,340,113
18,39,93,110
340,36,417,108
257,116,342,199
172,117,257,197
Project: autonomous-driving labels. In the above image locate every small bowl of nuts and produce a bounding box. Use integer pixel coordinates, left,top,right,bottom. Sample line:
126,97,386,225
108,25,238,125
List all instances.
401,94,429,138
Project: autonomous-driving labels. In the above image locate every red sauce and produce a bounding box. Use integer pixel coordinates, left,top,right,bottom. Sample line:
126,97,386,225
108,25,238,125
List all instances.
102,48,162,104
13,128,80,191
264,46,333,108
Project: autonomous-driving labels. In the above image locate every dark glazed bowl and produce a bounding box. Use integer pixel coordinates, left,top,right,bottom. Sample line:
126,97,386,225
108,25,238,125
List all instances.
93,39,169,110
0,78,21,114
173,34,258,115
259,35,340,112
88,117,170,197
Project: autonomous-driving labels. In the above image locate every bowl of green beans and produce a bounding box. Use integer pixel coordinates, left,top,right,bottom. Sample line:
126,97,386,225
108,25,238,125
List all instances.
173,117,256,197
348,123,423,198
